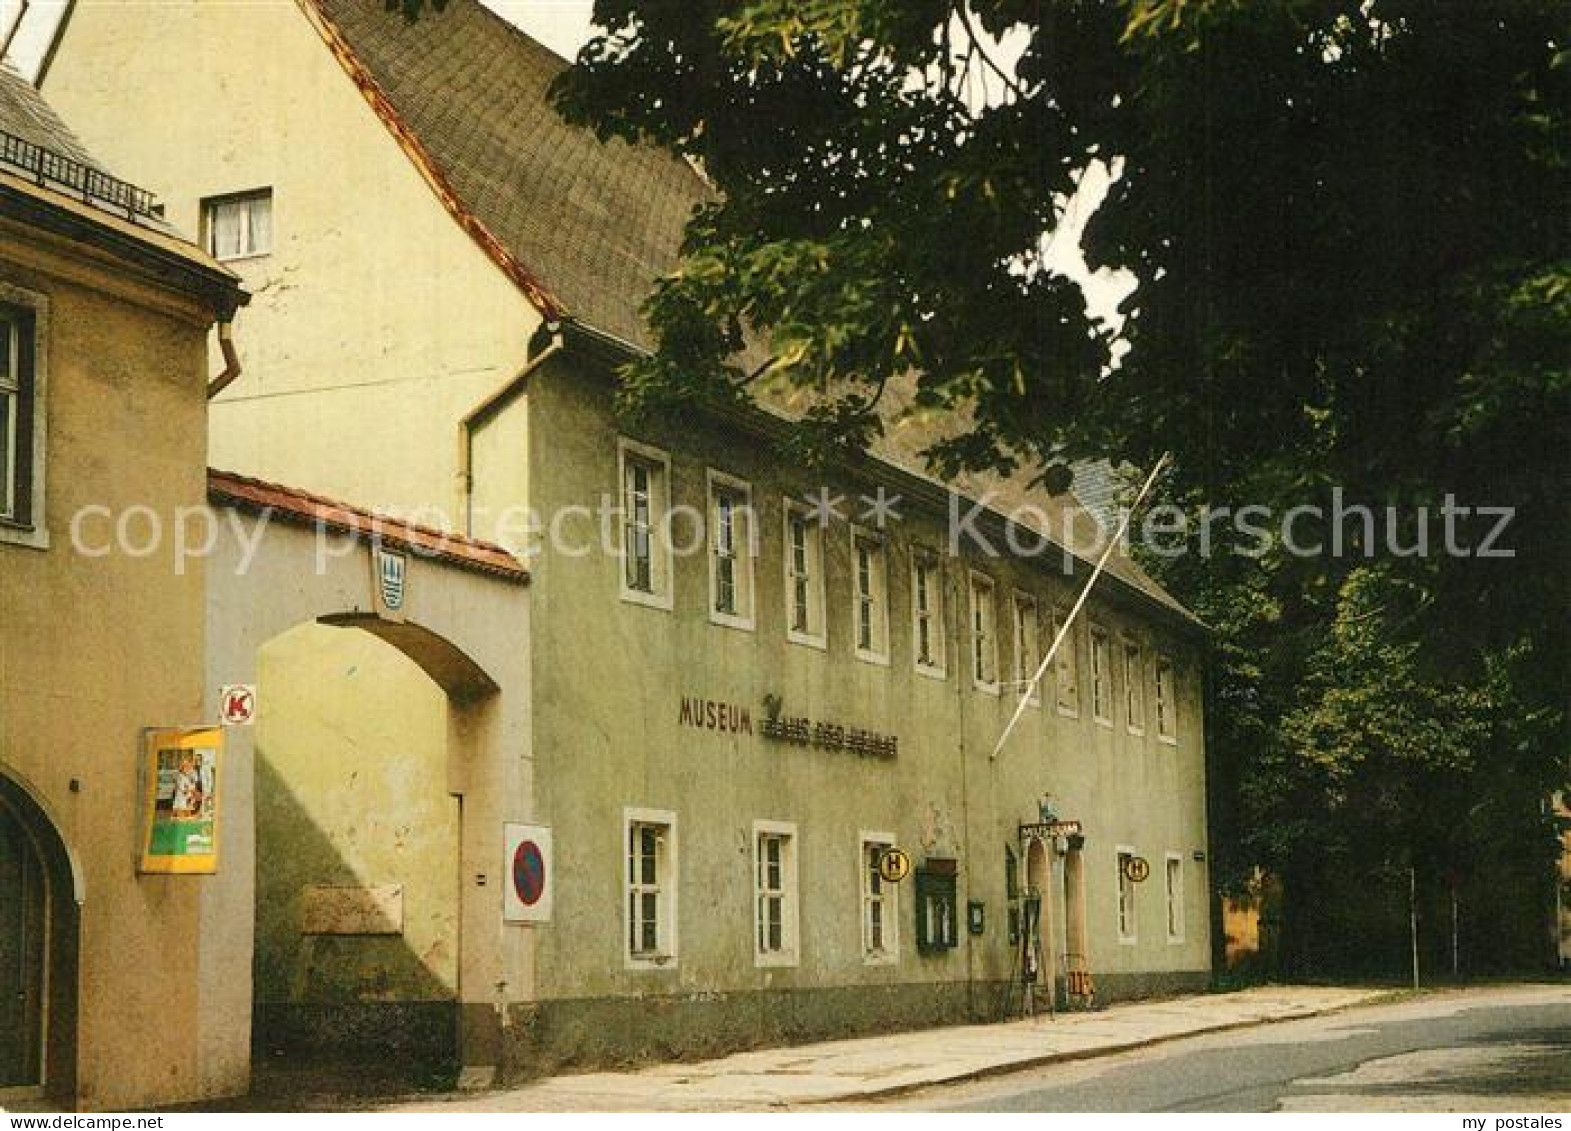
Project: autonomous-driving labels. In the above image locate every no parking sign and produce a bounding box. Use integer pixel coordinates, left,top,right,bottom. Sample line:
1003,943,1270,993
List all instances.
503,823,552,924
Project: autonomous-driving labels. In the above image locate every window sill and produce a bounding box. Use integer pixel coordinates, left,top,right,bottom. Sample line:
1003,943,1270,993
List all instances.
1127,726,1146,738
754,951,800,969
862,950,900,966
787,629,827,651
626,954,678,971
973,680,1000,697
914,662,947,682
1117,935,1138,947
1157,734,1179,747
620,585,673,611
1166,935,1186,946
212,250,273,266
855,647,891,667
1056,704,1081,719
709,610,756,633
1093,715,1114,729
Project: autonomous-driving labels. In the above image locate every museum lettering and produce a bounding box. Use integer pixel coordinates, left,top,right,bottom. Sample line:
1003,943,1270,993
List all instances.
678,696,754,735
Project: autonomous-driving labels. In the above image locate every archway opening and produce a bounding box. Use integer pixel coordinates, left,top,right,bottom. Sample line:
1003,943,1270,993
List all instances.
1025,837,1056,1008
0,776,79,1102
251,619,465,1080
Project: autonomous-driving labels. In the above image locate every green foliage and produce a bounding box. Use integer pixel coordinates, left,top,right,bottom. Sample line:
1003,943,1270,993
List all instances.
394,0,1570,969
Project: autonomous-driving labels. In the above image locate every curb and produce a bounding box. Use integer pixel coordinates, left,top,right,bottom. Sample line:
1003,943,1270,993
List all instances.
792,993,1395,1108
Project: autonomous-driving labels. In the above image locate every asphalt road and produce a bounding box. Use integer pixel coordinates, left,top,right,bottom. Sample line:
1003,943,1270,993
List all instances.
877,984,1571,1113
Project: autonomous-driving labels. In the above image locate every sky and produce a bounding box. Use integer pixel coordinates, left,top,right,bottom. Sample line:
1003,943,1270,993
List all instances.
1,0,1128,327
479,0,594,61
0,0,597,73
476,0,1132,327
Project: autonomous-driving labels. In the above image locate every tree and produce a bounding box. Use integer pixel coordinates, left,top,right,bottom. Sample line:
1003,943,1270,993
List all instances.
400,0,1570,973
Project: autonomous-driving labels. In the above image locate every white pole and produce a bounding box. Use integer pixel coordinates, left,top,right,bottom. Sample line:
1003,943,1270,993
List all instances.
991,453,1172,761
1410,866,1421,990
1451,886,1460,980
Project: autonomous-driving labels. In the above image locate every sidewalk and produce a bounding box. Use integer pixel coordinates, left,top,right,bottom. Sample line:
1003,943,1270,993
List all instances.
392,985,1388,1112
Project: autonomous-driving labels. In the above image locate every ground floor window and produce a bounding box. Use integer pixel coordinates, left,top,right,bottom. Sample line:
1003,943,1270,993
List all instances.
1165,852,1185,942
625,809,677,966
861,833,899,963
1117,847,1138,943
754,820,799,966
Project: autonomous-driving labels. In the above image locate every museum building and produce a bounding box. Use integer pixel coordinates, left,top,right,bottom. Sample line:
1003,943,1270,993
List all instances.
25,0,1215,1090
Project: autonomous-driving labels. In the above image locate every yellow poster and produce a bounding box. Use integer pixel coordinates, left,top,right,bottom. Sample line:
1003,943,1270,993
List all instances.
139,726,222,874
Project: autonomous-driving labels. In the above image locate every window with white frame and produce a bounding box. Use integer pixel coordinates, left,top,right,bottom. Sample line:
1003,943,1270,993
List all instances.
1165,853,1184,942
625,809,677,966
204,189,273,260
970,572,998,692
911,550,946,677
860,833,899,963
783,502,825,647
618,439,672,608
753,821,799,966
708,471,755,628
1155,656,1177,742
1124,639,1146,734
1090,626,1112,724
0,303,37,531
851,529,889,662
1051,606,1080,715
1116,848,1137,942
1013,592,1040,704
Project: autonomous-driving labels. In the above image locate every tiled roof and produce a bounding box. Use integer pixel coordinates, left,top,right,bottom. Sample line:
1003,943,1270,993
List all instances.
0,63,102,170
859,383,1196,623
208,469,529,583
0,64,234,296
1070,458,1128,534
305,0,708,348
299,0,1193,625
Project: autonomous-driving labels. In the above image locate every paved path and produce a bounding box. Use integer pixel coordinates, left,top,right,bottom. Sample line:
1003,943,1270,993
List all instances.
877,983,1570,1113
391,985,1386,1112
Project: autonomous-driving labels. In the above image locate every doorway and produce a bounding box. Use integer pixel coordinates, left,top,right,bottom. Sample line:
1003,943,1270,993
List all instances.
0,797,46,1090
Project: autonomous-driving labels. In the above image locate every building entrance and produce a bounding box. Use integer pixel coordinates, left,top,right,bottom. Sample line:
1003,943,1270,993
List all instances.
0,798,46,1089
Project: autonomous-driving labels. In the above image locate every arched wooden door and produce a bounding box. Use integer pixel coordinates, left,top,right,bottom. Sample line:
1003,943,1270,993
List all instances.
0,799,46,1088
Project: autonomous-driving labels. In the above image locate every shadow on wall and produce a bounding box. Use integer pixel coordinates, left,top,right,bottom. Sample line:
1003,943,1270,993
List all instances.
251,623,461,1077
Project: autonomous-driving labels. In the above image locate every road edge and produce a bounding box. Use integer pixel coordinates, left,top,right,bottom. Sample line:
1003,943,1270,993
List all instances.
794,988,1407,1108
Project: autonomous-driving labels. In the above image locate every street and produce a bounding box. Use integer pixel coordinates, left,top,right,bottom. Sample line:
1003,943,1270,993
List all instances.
871,984,1570,1113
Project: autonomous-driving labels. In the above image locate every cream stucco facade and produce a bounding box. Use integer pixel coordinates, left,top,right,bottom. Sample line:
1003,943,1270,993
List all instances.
0,160,245,1106
41,0,544,519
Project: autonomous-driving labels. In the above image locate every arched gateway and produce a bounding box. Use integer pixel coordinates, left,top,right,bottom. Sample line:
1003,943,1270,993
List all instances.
205,470,533,1084
0,770,82,1103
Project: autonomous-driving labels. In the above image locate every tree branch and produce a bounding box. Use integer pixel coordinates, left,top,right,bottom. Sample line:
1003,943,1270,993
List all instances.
953,2,1033,102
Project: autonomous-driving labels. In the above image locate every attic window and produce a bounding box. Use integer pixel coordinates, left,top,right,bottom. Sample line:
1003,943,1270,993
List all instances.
204,189,273,260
